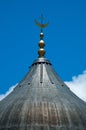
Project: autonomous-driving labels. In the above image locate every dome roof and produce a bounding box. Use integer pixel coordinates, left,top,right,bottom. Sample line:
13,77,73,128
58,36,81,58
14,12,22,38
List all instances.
0,57,86,130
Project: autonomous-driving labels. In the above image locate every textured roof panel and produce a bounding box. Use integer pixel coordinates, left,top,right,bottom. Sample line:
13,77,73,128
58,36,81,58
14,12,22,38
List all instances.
0,58,86,130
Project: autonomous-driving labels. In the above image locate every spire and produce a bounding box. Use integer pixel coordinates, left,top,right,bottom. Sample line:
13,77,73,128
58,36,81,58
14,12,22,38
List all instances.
38,31,45,57
34,15,49,57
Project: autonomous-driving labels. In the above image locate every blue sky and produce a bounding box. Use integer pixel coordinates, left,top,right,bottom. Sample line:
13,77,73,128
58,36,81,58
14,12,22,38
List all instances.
0,0,86,100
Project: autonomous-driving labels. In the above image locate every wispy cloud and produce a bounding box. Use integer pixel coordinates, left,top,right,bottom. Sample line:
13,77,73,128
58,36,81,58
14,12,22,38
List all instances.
0,84,18,101
0,71,86,102
65,70,86,102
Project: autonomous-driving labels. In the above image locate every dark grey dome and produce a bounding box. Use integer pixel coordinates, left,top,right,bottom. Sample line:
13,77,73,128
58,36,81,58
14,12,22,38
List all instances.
0,57,86,130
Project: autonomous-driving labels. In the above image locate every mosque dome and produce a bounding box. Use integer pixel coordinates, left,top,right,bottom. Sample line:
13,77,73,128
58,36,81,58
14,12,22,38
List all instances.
0,19,86,130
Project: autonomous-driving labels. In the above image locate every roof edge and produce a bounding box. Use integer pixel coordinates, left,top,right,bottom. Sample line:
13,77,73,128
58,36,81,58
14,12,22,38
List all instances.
32,58,52,65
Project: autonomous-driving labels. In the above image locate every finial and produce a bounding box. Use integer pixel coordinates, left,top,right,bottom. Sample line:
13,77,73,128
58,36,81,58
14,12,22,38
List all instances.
40,14,44,32
34,14,49,33
34,15,49,58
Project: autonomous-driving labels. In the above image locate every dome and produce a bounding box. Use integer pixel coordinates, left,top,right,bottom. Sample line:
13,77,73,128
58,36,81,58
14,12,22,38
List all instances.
0,58,86,130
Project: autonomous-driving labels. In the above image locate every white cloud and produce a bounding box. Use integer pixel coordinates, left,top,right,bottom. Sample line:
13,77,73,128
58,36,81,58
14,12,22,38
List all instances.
0,84,18,101
65,70,86,102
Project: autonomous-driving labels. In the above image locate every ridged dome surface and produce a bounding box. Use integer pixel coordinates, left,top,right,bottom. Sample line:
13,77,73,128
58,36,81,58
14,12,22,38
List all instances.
0,58,86,130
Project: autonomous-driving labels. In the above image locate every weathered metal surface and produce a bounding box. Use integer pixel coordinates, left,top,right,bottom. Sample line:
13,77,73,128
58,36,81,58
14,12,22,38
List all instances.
0,57,86,130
